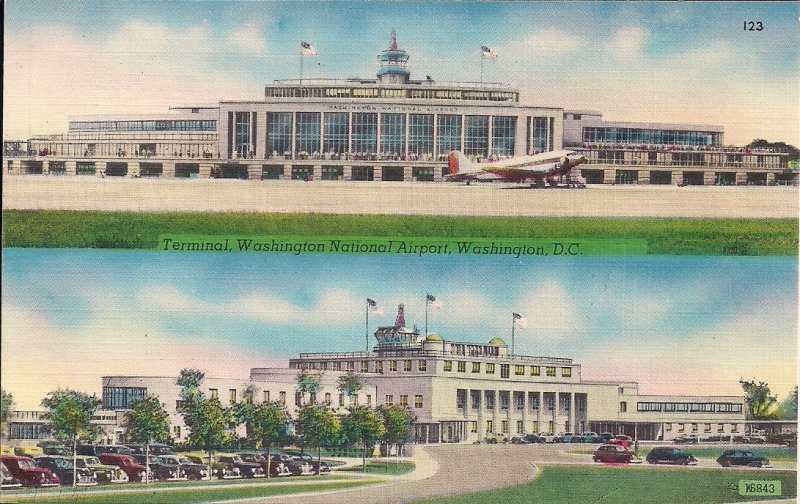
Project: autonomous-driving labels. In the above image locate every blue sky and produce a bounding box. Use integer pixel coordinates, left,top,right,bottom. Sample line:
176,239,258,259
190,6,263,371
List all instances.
4,1,798,144
2,248,796,409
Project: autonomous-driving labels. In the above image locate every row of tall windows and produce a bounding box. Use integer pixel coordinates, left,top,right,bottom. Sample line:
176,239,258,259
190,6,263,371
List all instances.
583,127,718,146
264,112,518,157
103,387,146,409
637,402,743,413
70,120,217,132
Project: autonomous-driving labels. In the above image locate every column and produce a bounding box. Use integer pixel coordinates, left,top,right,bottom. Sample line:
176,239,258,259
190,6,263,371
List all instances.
163,161,176,178
198,163,212,178
671,170,684,185
460,115,465,153
95,161,107,177
343,165,352,181
127,161,140,177
313,165,322,181
638,170,650,185
65,160,77,176
348,112,353,154
703,171,715,185
373,166,383,182
283,164,292,179
404,113,410,160
766,172,775,185
291,112,297,157
603,169,616,184
433,113,439,158
493,389,500,435
476,389,485,440
404,166,413,182
247,164,261,180
735,171,746,185
521,392,527,434
569,393,576,433
537,391,544,433
487,115,493,157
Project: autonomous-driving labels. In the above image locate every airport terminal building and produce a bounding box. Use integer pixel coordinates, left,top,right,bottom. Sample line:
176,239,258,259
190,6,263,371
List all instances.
6,32,797,185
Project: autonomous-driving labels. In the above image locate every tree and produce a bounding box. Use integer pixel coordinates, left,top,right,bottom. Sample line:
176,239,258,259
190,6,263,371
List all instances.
778,387,798,421
296,370,322,406
124,395,171,483
180,394,230,480
41,389,102,487
378,405,414,456
250,401,291,478
296,405,341,475
342,406,385,471
176,369,205,394
739,379,779,419
1,389,14,440
230,385,258,448
337,372,363,407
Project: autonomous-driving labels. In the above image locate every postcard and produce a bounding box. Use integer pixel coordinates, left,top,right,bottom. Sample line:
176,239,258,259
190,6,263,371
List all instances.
2,2,797,503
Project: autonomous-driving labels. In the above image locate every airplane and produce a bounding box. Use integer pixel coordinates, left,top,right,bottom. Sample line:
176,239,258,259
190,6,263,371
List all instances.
446,150,587,187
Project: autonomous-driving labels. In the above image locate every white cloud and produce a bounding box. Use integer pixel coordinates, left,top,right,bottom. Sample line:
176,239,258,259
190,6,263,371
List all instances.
518,280,585,335
1,304,277,410
500,27,584,61
228,22,267,54
607,27,648,59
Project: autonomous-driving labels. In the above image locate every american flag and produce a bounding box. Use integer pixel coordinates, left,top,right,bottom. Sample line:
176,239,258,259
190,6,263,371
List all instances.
481,45,498,60
301,42,318,56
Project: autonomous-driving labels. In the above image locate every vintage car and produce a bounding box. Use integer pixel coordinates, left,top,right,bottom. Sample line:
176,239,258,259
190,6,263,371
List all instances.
37,442,71,456
609,435,634,449
271,452,314,476
554,432,577,443
34,455,98,486
183,452,242,480
673,434,700,444
130,454,187,482
126,443,176,456
592,445,641,464
599,432,614,444
283,451,332,475
582,432,603,443
215,454,266,479
1,461,23,489
14,447,44,458
522,434,544,443
0,456,61,487
716,450,772,468
157,455,209,480
536,432,558,443
645,447,698,465
98,453,148,482
74,456,129,484
238,453,292,478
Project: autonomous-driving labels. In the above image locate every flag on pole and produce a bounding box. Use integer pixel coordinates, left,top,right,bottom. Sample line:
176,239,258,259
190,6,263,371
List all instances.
301,42,318,56
426,294,436,302
481,45,498,60
431,299,443,310
367,298,376,307
513,312,528,329
374,305,385,317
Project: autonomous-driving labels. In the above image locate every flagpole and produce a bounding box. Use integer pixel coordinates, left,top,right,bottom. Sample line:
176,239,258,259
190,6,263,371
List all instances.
480,51,484,85
365,300,369,353
425,296,429,337
299,46,304,88
511,313,516,357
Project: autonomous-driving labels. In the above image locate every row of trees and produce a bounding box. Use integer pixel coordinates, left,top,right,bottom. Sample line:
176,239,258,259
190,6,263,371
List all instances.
740,380,798,420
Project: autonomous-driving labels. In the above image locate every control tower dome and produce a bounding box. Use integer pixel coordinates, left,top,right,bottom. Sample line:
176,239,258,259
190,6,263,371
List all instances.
377,30,410,84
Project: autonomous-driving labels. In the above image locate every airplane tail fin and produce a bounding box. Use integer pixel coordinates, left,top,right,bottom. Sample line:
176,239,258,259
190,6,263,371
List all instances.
447,150,476,177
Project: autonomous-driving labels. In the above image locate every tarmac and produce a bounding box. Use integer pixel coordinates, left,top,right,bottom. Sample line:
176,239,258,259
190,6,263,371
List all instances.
3,175,798,218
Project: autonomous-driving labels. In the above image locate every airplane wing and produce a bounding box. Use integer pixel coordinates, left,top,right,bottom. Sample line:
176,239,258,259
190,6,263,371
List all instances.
445,150,586,183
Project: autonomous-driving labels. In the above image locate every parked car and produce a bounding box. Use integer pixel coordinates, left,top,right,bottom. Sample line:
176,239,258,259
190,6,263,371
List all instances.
0,456,61,487
271,452,314,476
98,453,148,482
157,455,209,481
592,445,640,464
283,451,331,475
609,435,634,449
716,450,772,468
523,433,544,443
37,442,71,456
645,447,698,465
599,432,614,444
673,434,700,444
537,432,558,443
582,432,603,443
14,447,44,458
742,430,767,444
126,443,177,456
34,455,98,486
510,436,528,444
130,454,187,482
238,453,292,478
215,454,265,479
1,461,23,489
183,452,242,480
484,433,508,444
555,432,577,443
74,456,129,484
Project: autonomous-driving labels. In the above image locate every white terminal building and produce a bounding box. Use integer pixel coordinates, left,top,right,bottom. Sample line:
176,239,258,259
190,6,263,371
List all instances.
7,304,754,447
5,32,797,185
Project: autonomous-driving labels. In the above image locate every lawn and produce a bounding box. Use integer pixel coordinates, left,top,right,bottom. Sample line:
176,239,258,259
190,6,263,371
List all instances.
339,460,416,475
419,466,797,504
3,211,797,255
0,479,380,503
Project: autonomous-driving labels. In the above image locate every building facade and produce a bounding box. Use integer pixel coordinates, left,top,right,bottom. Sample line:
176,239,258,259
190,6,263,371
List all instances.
7,33,796,185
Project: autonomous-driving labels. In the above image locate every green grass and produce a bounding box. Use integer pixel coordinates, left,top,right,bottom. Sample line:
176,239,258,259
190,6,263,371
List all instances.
1,479,379,503
419,466,797,504
3,211,798,255
339,460,415,475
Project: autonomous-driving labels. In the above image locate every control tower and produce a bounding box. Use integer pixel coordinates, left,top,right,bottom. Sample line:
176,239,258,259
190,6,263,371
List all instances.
377,30,411,84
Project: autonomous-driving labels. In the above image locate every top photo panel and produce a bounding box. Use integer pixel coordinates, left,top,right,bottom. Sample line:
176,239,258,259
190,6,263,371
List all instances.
3,1,798,219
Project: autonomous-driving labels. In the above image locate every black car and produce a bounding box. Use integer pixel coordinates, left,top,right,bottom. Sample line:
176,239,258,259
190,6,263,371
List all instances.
645,447,697,465
271,453,314,476
37,442,71,457
523,434,544,443
238,453,292,477
717,450,772,468
215,454,265,479
284,451,331,475
131,454,187,481
126,443,176,456
156,455,209,481
76,444,134,457
34,456,98,486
